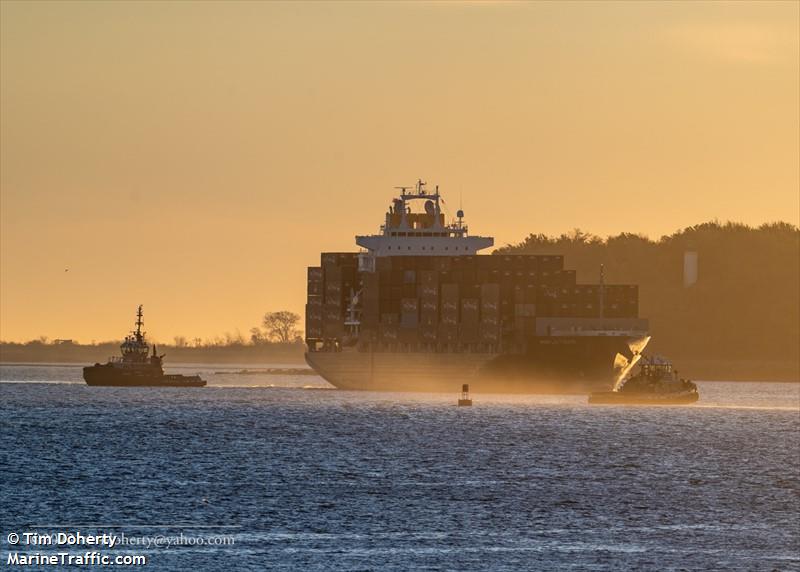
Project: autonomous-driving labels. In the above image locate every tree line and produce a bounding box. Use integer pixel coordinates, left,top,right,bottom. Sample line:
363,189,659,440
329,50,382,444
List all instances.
495,221,799,376
3,311,303,349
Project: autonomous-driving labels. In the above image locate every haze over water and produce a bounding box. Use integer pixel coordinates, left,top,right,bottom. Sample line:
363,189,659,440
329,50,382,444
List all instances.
2,365,798,570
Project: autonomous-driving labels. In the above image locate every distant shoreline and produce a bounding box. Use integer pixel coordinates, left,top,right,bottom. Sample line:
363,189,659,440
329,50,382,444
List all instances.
0,343,307,366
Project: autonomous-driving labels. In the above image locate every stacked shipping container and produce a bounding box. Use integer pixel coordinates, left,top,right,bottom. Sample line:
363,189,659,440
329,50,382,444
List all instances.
306,254,640,350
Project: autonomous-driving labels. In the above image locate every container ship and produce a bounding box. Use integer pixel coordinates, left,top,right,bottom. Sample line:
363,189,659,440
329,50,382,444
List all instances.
305,181,650,393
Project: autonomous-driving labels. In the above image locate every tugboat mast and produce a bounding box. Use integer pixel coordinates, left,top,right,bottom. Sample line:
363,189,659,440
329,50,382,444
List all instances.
134,305,145,341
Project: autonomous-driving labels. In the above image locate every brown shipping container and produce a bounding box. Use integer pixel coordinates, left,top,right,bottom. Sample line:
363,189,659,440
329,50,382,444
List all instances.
441,283,459,301
398,329,418,344
459,322,479,343
438,323,459,343
305,305,323,325
420,327,438,342
461,299,480,325
420,298,438,313
308,281,323,297
419,284,438,298
324,265,342,301
401,299,419,328
433,258,452,272
313,254,641,342
481,314,500,327
376,257,392,272
514,304,536,318
379,326,399,342
379,299,401,315
323,320,343,338
419,313,437,327
362,275,379,303
441,298,459,314
420,270,438,285
361,313,379,329
323,303,342,322
479,324,499,343
481,283,500,300
362,293,379,323
440,313,458,326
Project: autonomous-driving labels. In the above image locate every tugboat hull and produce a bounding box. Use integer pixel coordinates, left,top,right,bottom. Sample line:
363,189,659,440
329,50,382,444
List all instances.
588,390,698,405
83,365,206,387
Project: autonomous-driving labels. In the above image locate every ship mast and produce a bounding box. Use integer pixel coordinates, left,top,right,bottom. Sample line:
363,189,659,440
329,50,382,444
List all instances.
135,305,144,341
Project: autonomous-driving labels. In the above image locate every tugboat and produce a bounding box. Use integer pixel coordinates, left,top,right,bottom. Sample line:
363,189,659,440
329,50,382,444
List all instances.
83,306,206,387
588,356,698,405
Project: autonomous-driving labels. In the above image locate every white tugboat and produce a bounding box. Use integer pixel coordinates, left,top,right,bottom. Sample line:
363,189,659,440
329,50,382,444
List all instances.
589,356,699,405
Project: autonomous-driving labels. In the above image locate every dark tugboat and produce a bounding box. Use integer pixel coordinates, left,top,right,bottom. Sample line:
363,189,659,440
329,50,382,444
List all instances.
83,306,206,387
588,356,698,405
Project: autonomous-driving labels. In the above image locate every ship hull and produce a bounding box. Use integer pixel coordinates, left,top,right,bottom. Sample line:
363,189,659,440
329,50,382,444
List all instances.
306,334,650,394
83,365,206,387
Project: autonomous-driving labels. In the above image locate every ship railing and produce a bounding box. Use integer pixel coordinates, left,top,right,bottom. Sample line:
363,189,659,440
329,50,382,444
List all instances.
550,328,648,337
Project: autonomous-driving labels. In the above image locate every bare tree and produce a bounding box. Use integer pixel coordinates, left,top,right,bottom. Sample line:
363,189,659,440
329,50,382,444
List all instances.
250,327,265,345
224,331,246,346
262,311,301,343
173,336,188,348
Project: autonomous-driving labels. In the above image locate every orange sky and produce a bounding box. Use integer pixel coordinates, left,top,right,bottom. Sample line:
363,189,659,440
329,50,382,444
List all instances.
1,1,798,343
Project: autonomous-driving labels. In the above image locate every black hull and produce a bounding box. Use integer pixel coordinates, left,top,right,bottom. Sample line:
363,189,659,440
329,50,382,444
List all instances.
306,334,650,393
83,365,206,387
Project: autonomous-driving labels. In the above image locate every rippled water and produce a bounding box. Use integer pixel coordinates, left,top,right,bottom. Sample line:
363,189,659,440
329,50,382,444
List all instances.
1,364,798,571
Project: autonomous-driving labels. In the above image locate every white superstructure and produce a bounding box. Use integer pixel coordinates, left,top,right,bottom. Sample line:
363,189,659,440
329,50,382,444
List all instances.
355,180,494,261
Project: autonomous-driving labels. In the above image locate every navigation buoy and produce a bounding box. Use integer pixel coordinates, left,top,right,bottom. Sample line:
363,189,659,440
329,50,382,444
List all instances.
458,383,472,407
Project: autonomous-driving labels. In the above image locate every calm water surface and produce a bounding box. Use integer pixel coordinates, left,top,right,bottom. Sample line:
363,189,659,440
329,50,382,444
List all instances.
1,364,798,571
